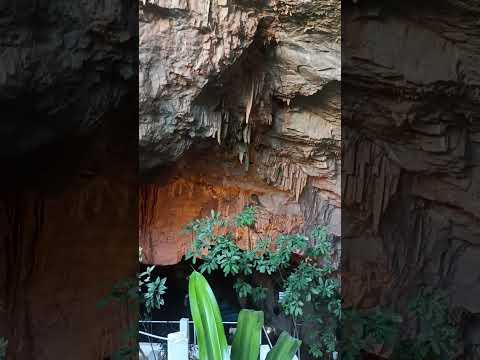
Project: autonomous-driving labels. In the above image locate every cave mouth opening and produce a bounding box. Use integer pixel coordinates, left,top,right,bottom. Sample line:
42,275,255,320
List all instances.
139,259,242,341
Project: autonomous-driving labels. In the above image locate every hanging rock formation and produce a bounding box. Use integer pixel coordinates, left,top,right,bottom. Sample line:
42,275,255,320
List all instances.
139,0,341,264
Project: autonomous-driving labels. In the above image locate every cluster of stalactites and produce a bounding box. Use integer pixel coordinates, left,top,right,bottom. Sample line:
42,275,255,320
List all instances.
238,73,272,171
343,135,401,231
192,72,271,173
257,150,309,201
192,104,230,145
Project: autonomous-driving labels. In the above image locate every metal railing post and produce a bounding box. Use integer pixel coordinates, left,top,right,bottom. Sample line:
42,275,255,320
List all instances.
179,318,189,340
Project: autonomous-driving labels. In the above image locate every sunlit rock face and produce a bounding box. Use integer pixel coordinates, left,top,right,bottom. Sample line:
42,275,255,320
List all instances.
139,0,340,169
139,0,341,264
139,0,261,168
140,148,307,265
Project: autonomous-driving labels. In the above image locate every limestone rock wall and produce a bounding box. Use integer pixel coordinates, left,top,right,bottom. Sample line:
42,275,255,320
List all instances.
140,149,306,264
139,0,341,265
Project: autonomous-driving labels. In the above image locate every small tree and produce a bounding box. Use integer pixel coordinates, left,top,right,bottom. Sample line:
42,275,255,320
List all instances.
185,206,341,358
184,207,459,359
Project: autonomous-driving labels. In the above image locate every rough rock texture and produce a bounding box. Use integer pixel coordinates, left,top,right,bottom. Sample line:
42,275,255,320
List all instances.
0,0,137,157
342,1,480,357
139,0,260,167
140,148,306,264
139,0,341,264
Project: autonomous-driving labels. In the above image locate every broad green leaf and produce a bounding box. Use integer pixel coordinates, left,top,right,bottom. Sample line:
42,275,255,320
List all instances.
265,331,301,360
189,271,229,360
231,309,264,360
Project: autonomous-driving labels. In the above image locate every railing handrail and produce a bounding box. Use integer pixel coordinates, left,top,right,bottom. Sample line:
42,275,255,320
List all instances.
138,319,301,359
139,320,303,325
139,320,238,324
139,331,168,341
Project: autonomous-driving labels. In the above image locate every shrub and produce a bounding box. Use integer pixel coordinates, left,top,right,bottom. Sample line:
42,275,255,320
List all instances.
185,206,340,358
185,207,460,359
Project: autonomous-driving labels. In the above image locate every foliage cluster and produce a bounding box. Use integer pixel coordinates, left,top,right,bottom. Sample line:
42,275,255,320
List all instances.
185,207,340,358
392,288,458,360
343,288,458,360
97,207,458,360
188,270,301,360
185,206,459,360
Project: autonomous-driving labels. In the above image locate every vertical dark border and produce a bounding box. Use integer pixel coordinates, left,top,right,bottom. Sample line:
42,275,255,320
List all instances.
0,1,139,359
342,0,479,358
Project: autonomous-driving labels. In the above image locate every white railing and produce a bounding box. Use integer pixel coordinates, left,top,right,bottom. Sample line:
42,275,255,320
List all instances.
139,319,300,360
139,318,189,360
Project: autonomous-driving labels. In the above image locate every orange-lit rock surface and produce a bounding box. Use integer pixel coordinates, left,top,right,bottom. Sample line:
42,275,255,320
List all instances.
140,150,307,265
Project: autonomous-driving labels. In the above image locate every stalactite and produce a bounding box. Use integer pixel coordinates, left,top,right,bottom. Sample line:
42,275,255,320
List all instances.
205,0,212,27
244,72,266,125
245,80,254,124
222,111,229,140
193,105,228,144
256,150,310,201
217,119,222,144
242,123,251,144
343,133,401,232
238,143,246,164
244,149,250,172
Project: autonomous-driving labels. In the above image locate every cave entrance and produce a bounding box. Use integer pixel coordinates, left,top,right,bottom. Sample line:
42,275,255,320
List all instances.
139,260,241,344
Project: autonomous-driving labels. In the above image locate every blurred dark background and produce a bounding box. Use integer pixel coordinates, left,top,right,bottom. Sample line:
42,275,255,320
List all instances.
342,0,480,358
0,1,138,359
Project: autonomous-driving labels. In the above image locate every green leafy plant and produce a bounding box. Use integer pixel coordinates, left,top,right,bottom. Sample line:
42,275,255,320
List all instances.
185,207,339,358
189,270,301,360
139,265,167,315
185,207,461,359
0,337,7,360
341,308,402,360
265,332,302,360
231,309,265,360
392,288,458,360
341,288,459,360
